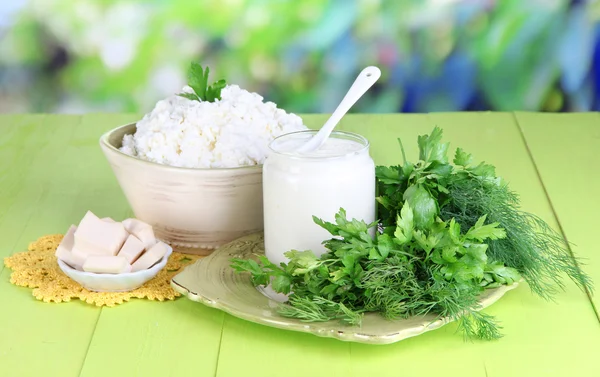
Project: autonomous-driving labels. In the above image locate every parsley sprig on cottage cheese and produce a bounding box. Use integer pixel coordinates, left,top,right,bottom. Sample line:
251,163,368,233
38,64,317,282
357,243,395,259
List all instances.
120,65,307,168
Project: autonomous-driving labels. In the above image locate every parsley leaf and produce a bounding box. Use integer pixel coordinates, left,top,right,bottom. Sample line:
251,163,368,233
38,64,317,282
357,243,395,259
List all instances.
178,62,226,102
375,165,402,184
465,215,507,241
453,148,473,167
393,202,414,245
177,92,200,102
403,184,437,230
418,126,449,163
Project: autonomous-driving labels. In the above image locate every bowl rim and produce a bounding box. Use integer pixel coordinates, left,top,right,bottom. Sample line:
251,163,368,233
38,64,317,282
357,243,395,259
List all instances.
99,123,264,172
57,244,173,278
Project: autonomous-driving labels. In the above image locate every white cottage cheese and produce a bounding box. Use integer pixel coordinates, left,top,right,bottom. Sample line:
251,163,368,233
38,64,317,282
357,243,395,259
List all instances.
120,85,307,168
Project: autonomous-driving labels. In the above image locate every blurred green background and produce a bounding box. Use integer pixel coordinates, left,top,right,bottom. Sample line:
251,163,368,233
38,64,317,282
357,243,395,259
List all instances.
1,0,599,114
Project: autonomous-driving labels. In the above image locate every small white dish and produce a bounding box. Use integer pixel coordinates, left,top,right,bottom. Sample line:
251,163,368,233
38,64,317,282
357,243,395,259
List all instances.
57,245,173,292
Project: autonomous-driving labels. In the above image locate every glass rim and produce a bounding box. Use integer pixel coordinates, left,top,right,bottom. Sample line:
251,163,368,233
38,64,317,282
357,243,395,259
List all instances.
268,130,370,160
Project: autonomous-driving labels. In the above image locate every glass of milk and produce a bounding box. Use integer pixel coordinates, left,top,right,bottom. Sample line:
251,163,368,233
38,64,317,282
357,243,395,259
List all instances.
263,130,375,266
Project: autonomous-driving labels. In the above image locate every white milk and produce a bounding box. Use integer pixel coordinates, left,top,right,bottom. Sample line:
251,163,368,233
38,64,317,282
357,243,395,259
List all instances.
263,130,375,266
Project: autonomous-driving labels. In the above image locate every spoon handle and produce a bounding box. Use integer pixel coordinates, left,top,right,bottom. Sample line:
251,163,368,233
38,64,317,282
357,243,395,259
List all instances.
296,66,381,153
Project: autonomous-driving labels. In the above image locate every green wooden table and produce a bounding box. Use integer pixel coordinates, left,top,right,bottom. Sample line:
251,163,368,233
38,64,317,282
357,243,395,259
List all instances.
0,113,598,377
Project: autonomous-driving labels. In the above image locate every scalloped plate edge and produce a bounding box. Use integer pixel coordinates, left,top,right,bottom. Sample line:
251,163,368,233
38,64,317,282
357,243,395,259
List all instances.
171,257,520,345
171,235,519,344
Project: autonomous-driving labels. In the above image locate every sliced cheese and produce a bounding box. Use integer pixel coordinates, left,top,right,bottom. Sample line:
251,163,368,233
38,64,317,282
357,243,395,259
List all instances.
122,218,156,249
71,247,88,261
56,248,86,271
118,234,145,264
74,211,128,256
55,225,77,257
131,241,169,272
83,255,131,274
55,225,85,270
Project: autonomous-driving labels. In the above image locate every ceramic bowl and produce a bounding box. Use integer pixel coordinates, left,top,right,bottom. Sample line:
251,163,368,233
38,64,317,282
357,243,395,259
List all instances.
57,245,173,292
99,123,264,254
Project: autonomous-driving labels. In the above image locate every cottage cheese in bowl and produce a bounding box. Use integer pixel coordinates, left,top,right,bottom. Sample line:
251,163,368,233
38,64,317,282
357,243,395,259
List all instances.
120,85,306,168
100,74,307,253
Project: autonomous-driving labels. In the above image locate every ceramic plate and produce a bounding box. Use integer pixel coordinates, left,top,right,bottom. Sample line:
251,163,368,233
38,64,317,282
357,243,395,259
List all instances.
171,233,518,345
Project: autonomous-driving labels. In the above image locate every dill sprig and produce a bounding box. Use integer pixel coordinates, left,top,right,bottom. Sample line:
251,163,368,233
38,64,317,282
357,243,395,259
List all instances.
278,296,363,326
440,175,593,299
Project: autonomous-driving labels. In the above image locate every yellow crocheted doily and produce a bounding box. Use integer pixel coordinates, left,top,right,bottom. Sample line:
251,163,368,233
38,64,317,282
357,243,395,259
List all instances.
3,234,202,306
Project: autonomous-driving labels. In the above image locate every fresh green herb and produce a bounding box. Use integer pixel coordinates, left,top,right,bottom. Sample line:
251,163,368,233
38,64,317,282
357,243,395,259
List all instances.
231,127,592,341
377,127,593,299
177,62,226,102
232,205,517,340
278,296,363,326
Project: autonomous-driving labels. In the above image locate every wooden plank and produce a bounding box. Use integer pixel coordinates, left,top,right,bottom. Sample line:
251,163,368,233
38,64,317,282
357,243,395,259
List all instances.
0,115,104,377
0,115,71,258
0,114,137,262
0,268,100,377
73,114,223,377
514,112,600,316
79,300,224,377
214,113,600,377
